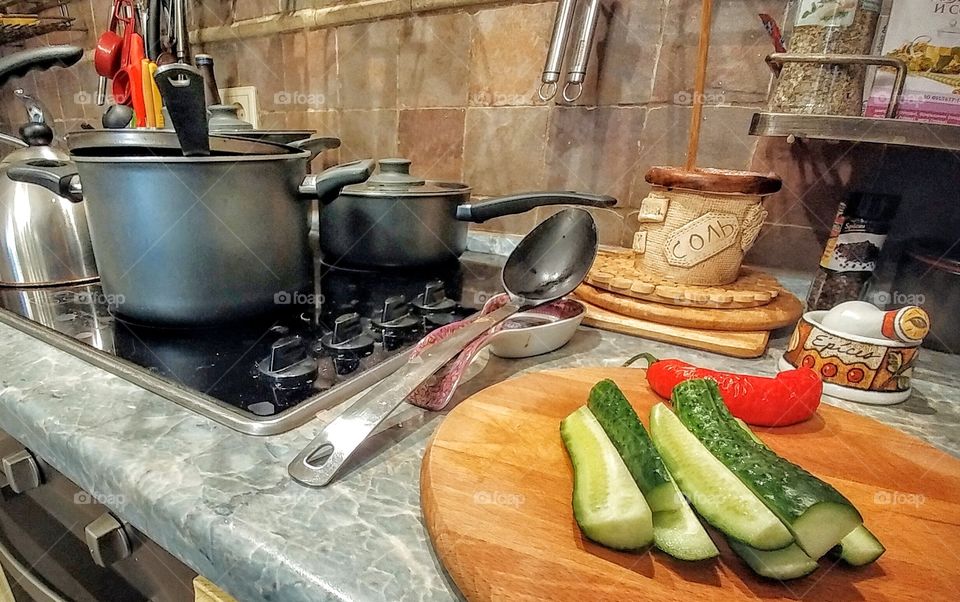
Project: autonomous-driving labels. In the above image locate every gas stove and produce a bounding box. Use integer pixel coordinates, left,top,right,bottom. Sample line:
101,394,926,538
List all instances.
0,253,506,435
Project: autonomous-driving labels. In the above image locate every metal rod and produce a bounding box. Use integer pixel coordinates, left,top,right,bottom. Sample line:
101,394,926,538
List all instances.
562,0,600,103
539,0,578,101
685,0,713,171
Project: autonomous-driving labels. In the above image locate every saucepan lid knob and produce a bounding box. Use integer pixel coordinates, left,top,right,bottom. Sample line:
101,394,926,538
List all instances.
366,158,426,188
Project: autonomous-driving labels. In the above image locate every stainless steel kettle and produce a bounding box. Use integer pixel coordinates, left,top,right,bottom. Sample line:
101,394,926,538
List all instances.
0,48,98,287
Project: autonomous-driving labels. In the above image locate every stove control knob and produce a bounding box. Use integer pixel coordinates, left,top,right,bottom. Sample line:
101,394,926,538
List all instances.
412,281,457,314
380,296,408,323
268,335,308,372
2,450,41,494
320,313,375,357
332,312,364,344
257,335,319,388
85,512,132,567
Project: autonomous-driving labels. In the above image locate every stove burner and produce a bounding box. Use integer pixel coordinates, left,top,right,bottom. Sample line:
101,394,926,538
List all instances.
319,313,375,375
412,281,457,315
256,335,319,388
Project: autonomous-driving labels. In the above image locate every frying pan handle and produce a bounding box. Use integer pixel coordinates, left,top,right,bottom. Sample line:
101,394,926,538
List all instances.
7,160,84,203
456,192,617,223
302,159,375,204
0,46,83,89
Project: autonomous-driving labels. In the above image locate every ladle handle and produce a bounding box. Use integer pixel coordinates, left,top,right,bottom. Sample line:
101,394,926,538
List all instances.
154,63,209,157
288,302,521,487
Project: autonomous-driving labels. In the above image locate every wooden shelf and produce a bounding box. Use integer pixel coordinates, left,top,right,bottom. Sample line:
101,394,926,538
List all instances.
750,112,960,152
0,1,74,45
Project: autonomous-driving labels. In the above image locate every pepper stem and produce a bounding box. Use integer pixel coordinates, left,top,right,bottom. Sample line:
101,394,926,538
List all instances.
623,352,659,368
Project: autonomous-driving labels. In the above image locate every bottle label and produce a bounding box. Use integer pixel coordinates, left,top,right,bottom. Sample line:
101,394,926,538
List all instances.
819,200,890,272
796,1,880,27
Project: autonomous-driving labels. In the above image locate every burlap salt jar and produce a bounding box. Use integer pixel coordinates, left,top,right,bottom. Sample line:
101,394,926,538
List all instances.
632,167,782,286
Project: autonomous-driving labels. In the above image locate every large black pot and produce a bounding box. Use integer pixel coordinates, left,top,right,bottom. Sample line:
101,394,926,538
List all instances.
9,130,373,325
319,158,617,269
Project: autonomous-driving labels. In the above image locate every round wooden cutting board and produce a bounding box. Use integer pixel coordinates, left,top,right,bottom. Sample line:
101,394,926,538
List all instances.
421,368,960,601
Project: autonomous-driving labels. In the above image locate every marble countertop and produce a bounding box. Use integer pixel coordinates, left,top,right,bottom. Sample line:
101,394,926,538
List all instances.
0,259,957,602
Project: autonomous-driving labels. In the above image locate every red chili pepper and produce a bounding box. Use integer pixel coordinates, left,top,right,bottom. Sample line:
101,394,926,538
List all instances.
626,353,821,427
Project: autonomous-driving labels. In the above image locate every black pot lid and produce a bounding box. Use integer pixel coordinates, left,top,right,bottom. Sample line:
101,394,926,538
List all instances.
65,130,302,157
341,158,468,197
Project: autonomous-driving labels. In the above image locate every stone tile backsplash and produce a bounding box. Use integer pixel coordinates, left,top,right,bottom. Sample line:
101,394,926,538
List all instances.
8,0,887,273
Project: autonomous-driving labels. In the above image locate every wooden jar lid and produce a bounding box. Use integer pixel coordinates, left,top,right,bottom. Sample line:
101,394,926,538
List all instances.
645,166,782,195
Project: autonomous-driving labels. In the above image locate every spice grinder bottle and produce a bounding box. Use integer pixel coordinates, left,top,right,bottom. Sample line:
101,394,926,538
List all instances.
770,0,882,116
806,192,900,311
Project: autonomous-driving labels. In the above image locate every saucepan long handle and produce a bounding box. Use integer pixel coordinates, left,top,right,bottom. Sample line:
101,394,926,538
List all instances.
455,191,616,223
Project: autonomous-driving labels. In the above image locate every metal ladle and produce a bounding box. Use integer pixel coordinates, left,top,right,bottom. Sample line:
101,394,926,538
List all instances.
288,208,600,487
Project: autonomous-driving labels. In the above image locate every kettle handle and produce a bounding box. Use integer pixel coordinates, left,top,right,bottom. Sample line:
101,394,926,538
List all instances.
0,133,27,150
6,160,83,203
0,46,84,89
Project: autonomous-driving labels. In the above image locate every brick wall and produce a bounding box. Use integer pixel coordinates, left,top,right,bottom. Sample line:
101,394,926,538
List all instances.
5,0,954,274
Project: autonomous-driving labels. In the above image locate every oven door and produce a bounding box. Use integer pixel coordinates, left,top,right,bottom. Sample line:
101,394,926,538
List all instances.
0,431,197,601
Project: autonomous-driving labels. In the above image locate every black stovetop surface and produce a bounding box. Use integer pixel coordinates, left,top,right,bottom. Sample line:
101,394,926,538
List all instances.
0,254,505,419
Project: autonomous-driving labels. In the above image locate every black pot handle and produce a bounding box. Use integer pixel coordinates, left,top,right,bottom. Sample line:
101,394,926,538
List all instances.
0,46,83,89
7,160,83,203
289,136,341,162
307,159,375,204
456,192,617,223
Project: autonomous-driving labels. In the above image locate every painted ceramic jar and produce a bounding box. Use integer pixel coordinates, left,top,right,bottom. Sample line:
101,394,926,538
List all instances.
780,310,922,405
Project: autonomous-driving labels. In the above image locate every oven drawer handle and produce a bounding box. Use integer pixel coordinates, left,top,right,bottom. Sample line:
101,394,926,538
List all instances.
0,536,69,602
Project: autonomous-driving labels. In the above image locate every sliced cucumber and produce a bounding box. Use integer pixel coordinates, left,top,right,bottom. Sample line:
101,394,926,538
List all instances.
733,417,885,567
728,539,818,580
652,483,719,561
672,379,862,559
649,403,794,551
586,379,682,512
834,525,885,566
560,406,654,550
